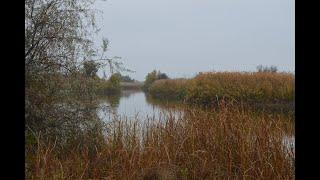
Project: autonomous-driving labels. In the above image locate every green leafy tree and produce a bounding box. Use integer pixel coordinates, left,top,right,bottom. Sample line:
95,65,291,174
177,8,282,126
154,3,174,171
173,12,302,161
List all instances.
83,60,99,78
158,72,169,79
143,70,169,91
123,76,134,82
143,70,157,90
113,72,135,82
107,73,121,93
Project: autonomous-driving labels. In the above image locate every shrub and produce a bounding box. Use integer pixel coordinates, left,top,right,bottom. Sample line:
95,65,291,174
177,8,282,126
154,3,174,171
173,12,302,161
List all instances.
96,74,121,95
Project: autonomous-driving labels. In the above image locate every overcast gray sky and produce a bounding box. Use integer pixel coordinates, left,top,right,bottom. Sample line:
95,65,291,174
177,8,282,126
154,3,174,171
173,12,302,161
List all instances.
93,0,294,81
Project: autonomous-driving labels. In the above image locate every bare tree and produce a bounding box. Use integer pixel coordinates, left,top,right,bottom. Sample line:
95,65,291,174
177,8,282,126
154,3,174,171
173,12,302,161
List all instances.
25,0,100,75
93,38,134,78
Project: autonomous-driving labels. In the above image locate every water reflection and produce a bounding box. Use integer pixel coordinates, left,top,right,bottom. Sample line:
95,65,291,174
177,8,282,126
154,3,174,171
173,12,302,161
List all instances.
97,90,183,122
97,90,294,158
282,136,295,157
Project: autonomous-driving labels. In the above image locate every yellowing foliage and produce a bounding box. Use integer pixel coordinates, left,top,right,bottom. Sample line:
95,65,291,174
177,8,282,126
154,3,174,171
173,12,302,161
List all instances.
149,72,294,106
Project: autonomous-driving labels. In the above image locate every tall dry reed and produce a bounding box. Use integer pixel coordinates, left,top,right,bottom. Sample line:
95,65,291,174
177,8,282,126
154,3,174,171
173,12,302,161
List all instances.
149,72,294,106
26,103,294,179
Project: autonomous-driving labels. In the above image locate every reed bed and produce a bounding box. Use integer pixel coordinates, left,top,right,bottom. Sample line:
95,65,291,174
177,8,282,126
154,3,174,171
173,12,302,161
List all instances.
148,78,188,100
26,103,294,179
149,72,294,106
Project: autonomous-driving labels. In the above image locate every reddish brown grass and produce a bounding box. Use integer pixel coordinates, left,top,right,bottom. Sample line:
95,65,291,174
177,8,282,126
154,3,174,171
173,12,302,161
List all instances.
26,104,294,179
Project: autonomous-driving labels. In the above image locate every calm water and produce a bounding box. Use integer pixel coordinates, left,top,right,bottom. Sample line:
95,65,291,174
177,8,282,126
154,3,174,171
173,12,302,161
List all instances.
282,136,295,157
97,90,182,122
97,89,295,153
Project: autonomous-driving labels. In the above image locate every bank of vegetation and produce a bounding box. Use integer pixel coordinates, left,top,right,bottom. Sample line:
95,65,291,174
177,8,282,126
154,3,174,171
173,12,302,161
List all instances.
148,71,294,108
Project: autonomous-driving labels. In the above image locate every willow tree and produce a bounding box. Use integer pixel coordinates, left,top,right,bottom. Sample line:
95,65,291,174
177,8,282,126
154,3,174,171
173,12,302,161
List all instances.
25,0,98,74
25,0,113,147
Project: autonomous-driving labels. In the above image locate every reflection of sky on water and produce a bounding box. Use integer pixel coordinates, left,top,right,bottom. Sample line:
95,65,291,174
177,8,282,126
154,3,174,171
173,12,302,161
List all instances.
97,90,182,122
282,135,295,158
98,91,294,159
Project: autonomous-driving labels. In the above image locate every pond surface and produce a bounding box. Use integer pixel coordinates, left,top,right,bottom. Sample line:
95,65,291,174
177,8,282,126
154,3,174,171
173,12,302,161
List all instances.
282,136,295,157
97,90,182,122
97,89,295,154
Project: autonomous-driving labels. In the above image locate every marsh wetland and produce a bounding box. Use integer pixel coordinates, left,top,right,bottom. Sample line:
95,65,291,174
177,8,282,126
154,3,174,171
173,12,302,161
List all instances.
25,0,294,178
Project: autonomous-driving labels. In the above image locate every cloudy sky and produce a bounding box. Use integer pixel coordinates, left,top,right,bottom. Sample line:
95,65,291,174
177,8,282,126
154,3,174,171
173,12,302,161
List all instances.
93,0,294,81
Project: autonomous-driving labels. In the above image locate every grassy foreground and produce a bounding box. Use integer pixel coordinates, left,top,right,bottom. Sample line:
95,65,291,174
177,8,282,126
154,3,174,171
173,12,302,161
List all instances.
26,103,294,179
148,72,294,106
